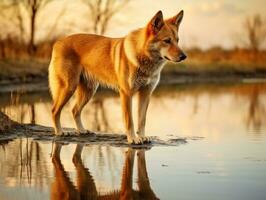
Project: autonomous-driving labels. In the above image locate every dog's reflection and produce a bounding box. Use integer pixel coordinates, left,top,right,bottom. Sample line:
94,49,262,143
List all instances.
51,143,159,200
120,148,159,200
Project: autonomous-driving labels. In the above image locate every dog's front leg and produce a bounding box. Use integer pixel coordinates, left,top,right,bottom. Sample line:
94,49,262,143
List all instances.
137,79,159,143
120,90,142,144
137,87,151,142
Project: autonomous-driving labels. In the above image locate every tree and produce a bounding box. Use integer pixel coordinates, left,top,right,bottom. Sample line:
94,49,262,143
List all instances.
0,0,25,42
21,0,53,54
82,0,130,35
244,14,266,51
0,0,65,56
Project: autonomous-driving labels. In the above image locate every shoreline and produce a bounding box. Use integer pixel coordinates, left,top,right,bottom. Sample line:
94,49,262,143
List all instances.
0,71,266,94
0,112,188,147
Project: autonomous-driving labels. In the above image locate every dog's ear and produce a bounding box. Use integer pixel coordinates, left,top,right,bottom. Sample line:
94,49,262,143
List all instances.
166,10,184,28
148,10,164,34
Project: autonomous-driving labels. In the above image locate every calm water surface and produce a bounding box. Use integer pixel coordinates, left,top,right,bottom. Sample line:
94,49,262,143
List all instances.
0,82,266,200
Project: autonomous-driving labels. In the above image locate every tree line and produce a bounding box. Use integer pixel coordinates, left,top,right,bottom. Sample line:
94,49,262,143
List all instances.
0,0,130,57
0,0,265,59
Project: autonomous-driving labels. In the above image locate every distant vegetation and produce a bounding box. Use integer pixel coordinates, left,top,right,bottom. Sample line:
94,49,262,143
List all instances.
167,48,266,74
0,1,265,76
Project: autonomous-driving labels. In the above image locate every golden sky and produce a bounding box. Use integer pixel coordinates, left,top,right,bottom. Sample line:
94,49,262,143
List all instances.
3,0,265,49
107,0,266,49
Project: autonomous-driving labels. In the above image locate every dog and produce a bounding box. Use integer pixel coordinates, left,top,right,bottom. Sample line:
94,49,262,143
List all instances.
48,10,186,144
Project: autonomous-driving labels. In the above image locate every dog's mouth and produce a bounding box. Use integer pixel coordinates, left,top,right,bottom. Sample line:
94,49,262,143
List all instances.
163,56,184,63
164,56,171,61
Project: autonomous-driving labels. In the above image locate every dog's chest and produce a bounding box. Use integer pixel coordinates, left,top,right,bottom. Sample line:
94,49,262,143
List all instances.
131,61,164,90
133,74,152,88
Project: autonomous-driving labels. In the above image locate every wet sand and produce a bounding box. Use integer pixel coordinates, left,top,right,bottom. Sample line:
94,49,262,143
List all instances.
0,112,188,147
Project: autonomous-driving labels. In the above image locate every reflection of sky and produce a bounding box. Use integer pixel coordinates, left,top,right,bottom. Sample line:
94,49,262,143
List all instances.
1,83,266,199
3,84,266,140
1,136,266,199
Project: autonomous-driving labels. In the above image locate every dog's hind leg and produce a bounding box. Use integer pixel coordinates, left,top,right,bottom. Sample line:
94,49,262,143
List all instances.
72,74,99,134
52,81,77,135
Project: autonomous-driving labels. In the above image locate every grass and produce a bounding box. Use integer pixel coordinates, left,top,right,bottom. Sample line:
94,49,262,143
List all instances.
0,58,48,78
163,49,266,75
1,48,266,80
164,61,266,74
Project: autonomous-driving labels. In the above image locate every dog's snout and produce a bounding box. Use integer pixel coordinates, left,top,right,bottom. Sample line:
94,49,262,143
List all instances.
179,52,187,61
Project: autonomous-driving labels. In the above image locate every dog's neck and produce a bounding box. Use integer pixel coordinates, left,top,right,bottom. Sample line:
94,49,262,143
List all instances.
125,28,165,70
137,53,163,68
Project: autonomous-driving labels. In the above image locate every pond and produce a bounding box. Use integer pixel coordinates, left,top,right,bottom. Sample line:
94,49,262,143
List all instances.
0,82,266,200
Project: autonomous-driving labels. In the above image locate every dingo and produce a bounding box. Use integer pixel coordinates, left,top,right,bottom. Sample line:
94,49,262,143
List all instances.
48,10,186,144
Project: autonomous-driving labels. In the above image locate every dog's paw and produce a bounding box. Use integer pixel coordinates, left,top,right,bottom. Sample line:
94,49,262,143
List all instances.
77,129,95,136
60,132,75,137
128,136,144,145
138,136,152,144
54,130,63,136
140,136,151,143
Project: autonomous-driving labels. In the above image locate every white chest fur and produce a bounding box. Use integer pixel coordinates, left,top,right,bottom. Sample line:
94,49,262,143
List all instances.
131,61,165,91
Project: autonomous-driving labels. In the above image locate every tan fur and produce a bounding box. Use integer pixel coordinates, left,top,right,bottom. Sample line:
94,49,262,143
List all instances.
48,10,186,144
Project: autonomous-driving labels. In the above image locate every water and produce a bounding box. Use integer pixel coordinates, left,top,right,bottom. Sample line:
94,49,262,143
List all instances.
0,82,266,200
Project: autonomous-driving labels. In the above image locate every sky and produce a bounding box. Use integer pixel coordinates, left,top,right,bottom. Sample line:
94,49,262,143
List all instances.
106,0,266,49
3,0,265,50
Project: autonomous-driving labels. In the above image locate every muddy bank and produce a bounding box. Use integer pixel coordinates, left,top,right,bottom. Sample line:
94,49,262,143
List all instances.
1,71,266,94
0,74,47,94
0,112,18,133
161,71,266,84
0,112,188,147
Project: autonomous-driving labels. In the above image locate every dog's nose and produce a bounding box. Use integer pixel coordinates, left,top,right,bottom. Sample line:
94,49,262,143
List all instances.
179,52,187,61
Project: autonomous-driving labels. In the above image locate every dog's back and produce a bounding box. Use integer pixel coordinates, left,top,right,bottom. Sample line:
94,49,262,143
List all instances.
48,34,120,100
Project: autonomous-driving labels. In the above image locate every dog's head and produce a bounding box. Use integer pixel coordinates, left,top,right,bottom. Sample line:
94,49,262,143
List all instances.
146,10,186,62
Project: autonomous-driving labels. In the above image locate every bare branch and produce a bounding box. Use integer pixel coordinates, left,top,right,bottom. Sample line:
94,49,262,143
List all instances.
83,0,130,35
44,5,67,40
244,14,266,51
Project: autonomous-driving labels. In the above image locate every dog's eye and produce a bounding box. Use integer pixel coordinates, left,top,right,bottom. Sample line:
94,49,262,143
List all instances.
163,38,171,44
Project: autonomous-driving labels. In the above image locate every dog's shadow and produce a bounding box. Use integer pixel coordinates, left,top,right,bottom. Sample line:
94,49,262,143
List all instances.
51,143,159,200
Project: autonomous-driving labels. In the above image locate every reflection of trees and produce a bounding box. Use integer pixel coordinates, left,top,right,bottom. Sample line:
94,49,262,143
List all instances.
1,91,113,132
157,83,266,133
91,98,110,132
2,83,266,135
30,104,36,124
2,102,36,124
0,92,51,125
0,138,49,188
51,144,159,199
244,85,266,131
